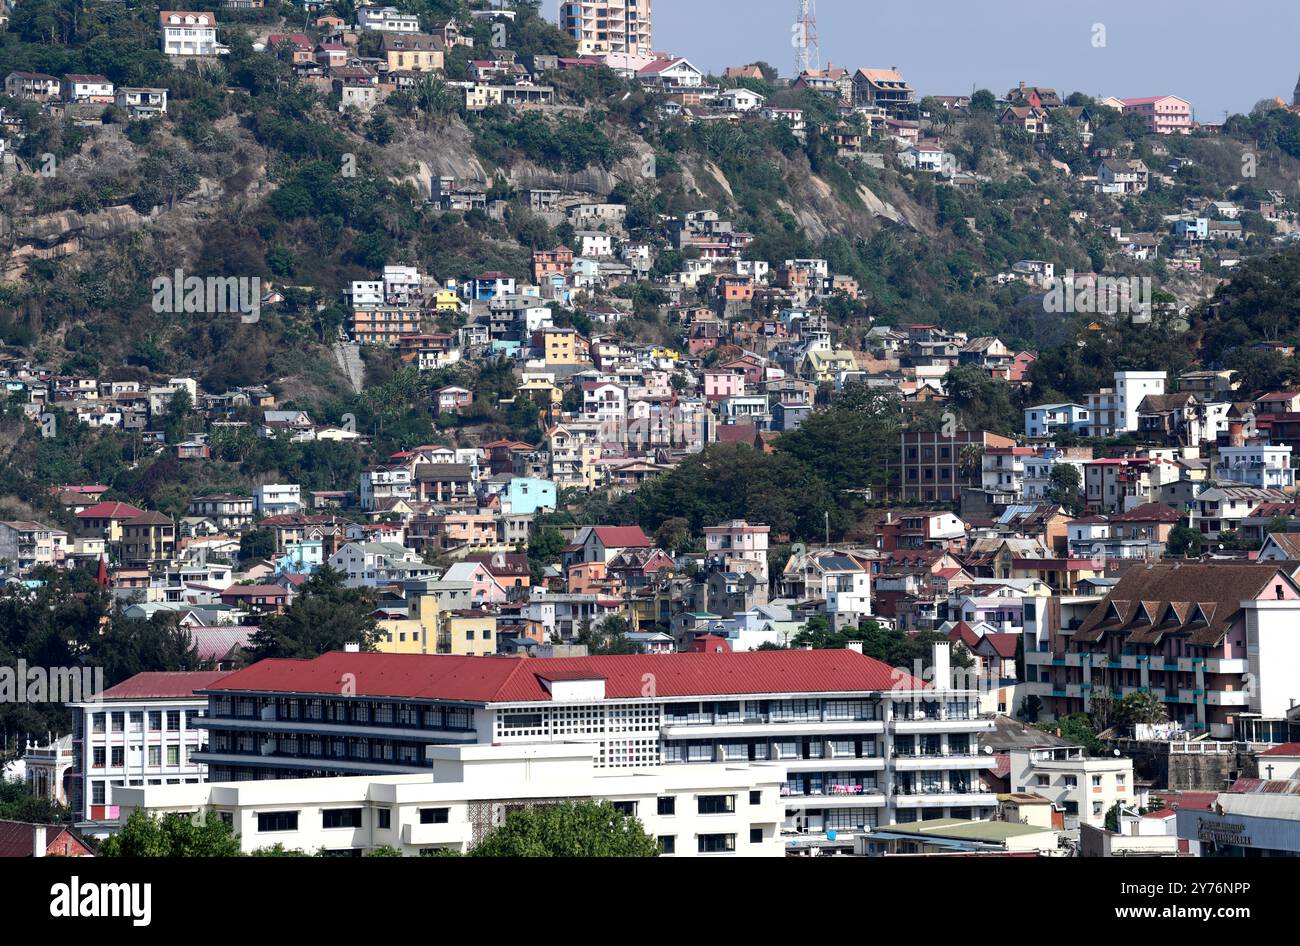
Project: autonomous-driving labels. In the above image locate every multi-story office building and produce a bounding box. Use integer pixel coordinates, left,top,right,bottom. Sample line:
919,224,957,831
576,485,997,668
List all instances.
560,0,653,57
192,647,995,841
897,430,1017,503
115,742,784,857
68,671,228,836
1008,743,1135,831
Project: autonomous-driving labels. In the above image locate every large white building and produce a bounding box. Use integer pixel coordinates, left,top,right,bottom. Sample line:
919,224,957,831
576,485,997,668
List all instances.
68,672,228,836
158,11,229,57
560,0,653,57
1215,443,1295,490
1008,743,1135,831
1085,371,1166,438
189,646,995,843
114,742,785,857
356,5,420,32
253,483,302,516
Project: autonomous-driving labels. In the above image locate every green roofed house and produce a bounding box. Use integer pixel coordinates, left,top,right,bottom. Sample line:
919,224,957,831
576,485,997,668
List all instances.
859,817,1061,856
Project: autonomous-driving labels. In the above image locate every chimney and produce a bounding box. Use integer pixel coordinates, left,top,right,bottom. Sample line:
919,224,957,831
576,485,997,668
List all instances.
931,641,951,690
33,824,47,858
846,641,863,654
1228,421,1245,448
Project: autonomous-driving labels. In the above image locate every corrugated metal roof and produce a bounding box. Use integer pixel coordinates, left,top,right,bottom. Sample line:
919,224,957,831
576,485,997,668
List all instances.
99,671,231,700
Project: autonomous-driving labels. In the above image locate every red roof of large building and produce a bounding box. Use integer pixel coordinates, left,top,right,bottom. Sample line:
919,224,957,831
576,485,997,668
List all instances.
98,671,230,701
205,650,926,703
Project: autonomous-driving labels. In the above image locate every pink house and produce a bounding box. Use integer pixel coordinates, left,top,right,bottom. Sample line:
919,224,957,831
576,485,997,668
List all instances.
1119,95,1193,135
442,560,507,604
703,367,747,401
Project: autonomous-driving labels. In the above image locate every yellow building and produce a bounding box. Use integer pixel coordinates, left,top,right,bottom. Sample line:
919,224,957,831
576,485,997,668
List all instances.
376,591,441,654
437,610,498,657
433,289,461,313
805,347,858,383
537,327,584,365
518,376,563,405
376,619,429,654
380,32,445,73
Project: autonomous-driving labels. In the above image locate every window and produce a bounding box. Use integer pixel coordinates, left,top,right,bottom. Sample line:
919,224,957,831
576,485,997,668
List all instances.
1092,775,1102,787
749,827,764,844
749,791,762,805
377,808,391,830
167,746,180,766
167,710,181,731
257,811,299,833
658,835,676,855
697,795,735,815
147,746,160,766
148,711,161,731
697,834,736,853
91,782,105,805
323,808,363,829
93,747,105,768
420,808,449,824
657,796,675,816
111,747,123,767
1036,775,1050,787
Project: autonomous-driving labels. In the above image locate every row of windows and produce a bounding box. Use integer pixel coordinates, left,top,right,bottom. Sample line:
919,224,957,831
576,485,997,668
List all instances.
212,697,474,731
89,777,199,804
89,710,194,734
92,745,188,768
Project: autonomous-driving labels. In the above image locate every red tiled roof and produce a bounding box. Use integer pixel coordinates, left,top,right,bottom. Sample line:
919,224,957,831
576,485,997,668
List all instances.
98,671,230,701
1260,742,1300,757
75,501,145,520
592,526,651,548
977,633,1019,658
206,650,926,702
0,821,91,858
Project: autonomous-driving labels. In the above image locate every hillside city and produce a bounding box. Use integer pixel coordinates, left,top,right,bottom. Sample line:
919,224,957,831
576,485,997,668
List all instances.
1,0,1300,870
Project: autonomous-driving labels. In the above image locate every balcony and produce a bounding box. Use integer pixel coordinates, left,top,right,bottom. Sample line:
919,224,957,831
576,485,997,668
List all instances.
780,787,887,808
892,715,994,735
401,821,471,848
891,751,993,771
891,790,997,809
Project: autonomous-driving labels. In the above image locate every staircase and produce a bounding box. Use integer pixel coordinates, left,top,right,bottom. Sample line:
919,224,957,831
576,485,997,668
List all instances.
332,341,365,394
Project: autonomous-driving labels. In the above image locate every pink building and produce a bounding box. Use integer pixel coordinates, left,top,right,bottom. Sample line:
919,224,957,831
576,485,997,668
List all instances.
703,367,747,401
1119,95,1193,135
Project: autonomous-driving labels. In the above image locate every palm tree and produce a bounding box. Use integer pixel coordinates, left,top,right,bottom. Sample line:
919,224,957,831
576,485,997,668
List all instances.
414,73,453,130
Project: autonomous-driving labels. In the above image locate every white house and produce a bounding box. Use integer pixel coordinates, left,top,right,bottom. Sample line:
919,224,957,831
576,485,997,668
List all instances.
356,5,420,31
158,11,229,57
719,88,765,112
253,483,302,516
1215,444,1295,490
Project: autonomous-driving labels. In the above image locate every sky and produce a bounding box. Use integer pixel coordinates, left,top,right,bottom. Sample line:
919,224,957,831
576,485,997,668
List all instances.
645,0,1300,120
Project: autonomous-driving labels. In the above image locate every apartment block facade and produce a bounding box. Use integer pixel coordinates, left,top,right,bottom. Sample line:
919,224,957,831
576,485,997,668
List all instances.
191,649,995,841
68,672,227,835
560,0,653,57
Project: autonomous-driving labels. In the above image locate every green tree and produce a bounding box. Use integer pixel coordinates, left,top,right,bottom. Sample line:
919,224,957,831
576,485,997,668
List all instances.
1116,690,1169,727
1166,525,1203,558
249,567,379,659
99,810,242,857
1046,464,1084,516
468,800,659,857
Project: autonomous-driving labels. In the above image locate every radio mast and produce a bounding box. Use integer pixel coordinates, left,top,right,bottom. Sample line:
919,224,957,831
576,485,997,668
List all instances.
795,0,819,75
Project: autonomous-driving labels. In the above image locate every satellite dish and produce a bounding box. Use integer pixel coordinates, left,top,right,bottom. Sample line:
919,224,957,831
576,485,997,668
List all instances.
791,542,807,556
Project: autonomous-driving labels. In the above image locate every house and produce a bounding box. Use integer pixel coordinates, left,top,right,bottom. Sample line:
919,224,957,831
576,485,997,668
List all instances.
379,31,445,73
435,386,473,415
4,72,60,101
0,521,68,573
0,821,93,858
718,87,764,112
356,5,420,32
159,11,229,57
852,67,914,114
1097,158,1149,195
62,75,115,103
115,87,169,116
570,525,652,565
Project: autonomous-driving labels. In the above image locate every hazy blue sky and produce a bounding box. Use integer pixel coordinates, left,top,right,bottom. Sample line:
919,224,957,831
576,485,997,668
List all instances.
647,0,1300,120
